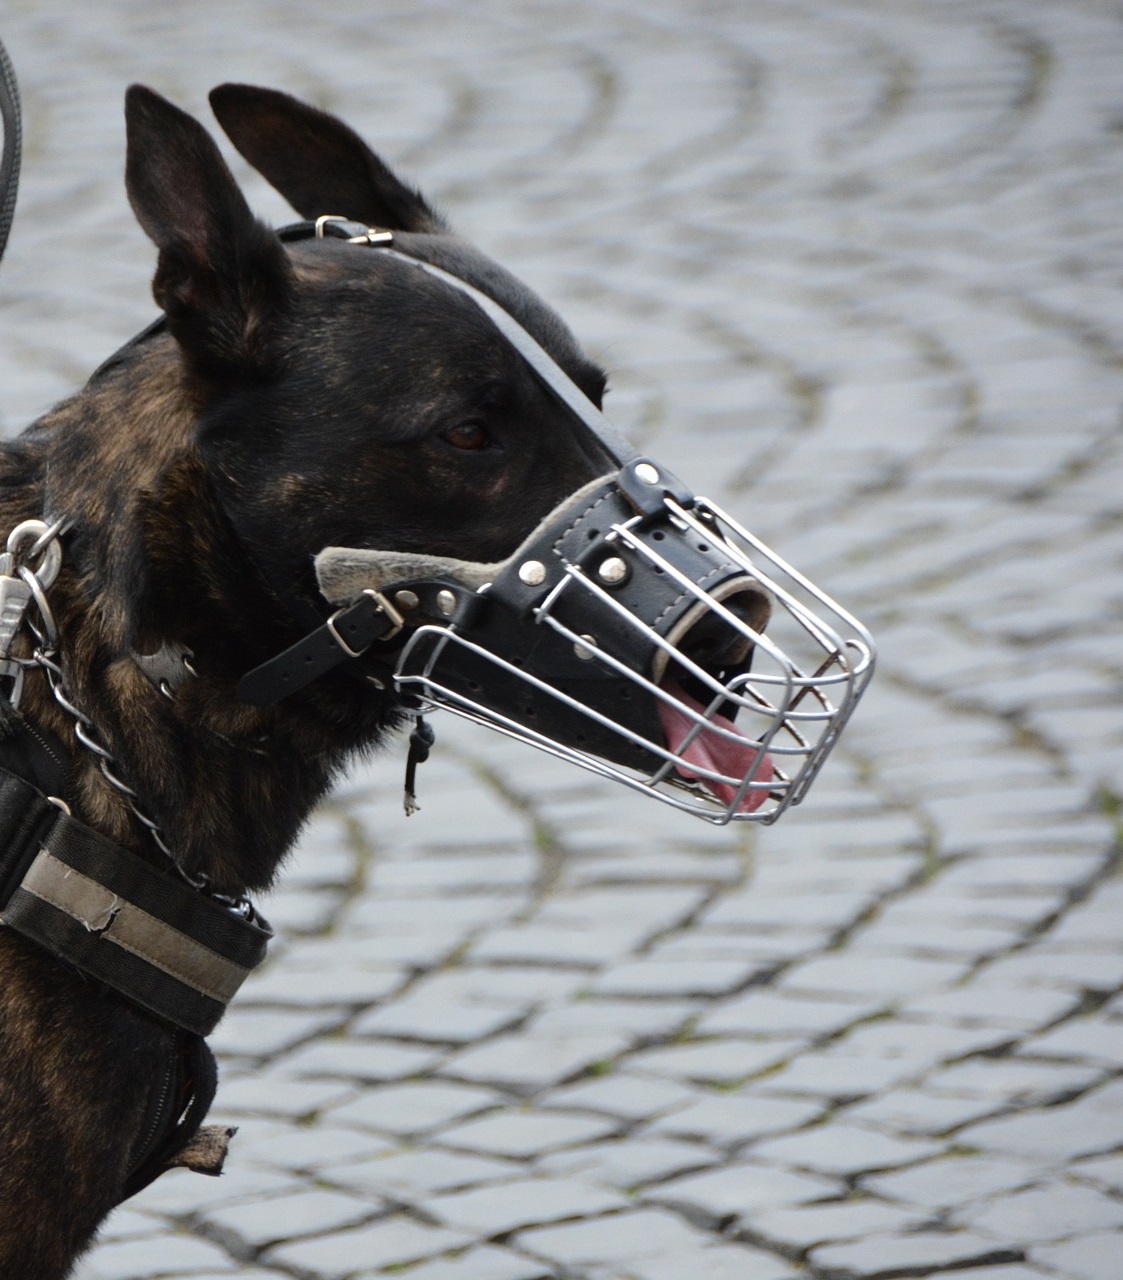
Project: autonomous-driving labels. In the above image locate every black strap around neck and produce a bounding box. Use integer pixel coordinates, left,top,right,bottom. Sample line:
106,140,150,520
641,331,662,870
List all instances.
0,755,271,1035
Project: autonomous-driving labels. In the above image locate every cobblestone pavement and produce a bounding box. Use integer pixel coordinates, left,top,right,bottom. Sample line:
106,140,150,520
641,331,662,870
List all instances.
3,1,1123,1277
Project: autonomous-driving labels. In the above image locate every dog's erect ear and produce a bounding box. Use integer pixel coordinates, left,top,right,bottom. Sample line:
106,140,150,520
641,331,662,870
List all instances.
125,84,294,375
209,83,446,233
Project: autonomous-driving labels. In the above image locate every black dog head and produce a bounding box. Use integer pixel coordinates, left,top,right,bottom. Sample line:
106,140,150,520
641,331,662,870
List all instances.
113,84,616,700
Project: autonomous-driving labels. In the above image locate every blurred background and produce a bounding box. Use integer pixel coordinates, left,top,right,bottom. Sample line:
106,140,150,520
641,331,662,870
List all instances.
2,3,1122,1279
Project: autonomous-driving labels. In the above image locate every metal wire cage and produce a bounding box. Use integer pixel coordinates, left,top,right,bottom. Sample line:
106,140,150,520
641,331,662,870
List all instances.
393,490,875,824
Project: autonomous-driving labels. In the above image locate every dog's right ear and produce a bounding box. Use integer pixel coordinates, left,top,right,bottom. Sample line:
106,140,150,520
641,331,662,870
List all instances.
125,84,294,376
209,83,447,233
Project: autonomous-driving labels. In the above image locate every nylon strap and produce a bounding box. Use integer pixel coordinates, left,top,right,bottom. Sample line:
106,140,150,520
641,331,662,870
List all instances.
0,765,271,1034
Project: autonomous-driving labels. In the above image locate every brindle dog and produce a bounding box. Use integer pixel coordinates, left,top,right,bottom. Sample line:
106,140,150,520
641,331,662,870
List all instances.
0,84,612,1278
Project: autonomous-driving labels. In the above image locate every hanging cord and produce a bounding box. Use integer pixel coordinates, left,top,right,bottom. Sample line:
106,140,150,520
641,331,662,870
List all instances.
0,36,21,271
403,715,435,816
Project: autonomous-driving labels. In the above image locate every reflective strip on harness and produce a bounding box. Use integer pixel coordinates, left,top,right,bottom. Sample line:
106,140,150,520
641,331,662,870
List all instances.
18,849,252,1004
0,764,271,1035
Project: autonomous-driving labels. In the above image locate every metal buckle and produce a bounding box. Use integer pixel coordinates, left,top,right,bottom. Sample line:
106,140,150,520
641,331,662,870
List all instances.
314,214,394,246
326,590,405,658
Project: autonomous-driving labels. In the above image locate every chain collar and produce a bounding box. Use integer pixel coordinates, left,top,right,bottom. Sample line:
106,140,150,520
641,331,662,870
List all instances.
0,517,255,917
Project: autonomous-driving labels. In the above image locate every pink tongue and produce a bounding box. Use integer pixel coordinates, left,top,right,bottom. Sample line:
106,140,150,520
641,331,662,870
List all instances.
657,680,773,813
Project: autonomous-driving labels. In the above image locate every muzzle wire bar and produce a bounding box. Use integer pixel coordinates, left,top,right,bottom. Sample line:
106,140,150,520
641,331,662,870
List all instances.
392,484,874,825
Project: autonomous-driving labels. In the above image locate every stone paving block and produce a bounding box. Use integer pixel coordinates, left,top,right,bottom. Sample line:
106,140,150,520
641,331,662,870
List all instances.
344,893,518,939
441,1029,630,1090
843,1086,1003,1137
272,1039,443,1082
865,1157,1044,1213
69,1234,239,1279
252,888,343,935
242,1125,396,1173
624,1037,804,1084
844,918,1021,958
898,983,1077,1030
646,1091,823,1145
516,1208,707,1267
925,1058,1103,1103
267,1216,473,1276
236,964,407,1008
750,1197,930,1248
975,947,1123,993
756,1050,919,1100
830,1017,1012,1064
215,1076,356,1119
650,1161,837,1220
438,1111,619,1159
588,957,762,998
351,999,524,1044
542,1073,698,1121
203,1190,377,1251
327,1150,518,1198
699,888,876,931
391,1247,553,1280
749,1123,943,1177
1072,1151,1123,1194
960,1179,1123,1243
423,1177,628,1236
125,1165,302,1217
1032,1232,1123,1280
207,1007,344,1060
957,1080,1123,1161
398,965,590,1009
625,1242,797,1280
529,998,700,1040
96,1209,167,1243
1024,1016,1123,1064
469,923,649,966
327,1082,503,1136
809,1229,1024,1276
694,990,885,1038
775,953,967,1000
540,1136,718,1189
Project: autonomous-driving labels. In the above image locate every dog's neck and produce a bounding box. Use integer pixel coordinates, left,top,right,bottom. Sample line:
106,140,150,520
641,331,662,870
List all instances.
3,346,392,896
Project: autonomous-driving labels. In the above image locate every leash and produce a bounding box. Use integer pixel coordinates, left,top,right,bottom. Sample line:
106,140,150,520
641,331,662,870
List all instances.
0,36,21,270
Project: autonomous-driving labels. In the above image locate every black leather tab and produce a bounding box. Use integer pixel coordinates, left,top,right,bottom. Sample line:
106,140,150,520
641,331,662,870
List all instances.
0,767,62,908
237,593,398,707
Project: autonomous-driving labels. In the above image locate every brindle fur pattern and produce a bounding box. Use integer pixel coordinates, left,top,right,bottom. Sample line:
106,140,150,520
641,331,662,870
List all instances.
0,84,610,1277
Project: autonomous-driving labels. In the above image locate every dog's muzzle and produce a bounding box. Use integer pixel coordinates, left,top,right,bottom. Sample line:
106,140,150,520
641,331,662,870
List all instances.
234,220,875,824
315,456,875,825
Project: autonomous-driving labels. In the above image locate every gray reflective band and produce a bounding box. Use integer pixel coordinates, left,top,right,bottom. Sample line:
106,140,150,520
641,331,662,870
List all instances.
19,849,252,1004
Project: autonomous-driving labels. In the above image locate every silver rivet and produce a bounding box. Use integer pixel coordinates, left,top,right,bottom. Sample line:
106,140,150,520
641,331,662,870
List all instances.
635,462,660,485
394,589,420,611
518,560,547,586
436,589,457,616
598,556,628,584
574,635,598,661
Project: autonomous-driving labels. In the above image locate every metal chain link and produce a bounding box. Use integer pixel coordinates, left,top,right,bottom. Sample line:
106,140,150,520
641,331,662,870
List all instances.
14,521,253,916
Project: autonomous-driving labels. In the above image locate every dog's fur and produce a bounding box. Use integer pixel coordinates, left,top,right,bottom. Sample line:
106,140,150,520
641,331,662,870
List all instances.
0,84,612,1277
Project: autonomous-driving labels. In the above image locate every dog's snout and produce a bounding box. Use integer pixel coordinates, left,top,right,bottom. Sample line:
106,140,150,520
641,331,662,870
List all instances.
678,585,771,672
652,579,771,685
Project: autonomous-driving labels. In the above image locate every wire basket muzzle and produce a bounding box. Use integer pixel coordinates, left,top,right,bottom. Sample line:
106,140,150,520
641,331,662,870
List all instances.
394,485,875,824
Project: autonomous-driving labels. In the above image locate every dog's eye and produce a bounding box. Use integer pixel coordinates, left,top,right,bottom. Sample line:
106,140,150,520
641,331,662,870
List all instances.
442,422,491,451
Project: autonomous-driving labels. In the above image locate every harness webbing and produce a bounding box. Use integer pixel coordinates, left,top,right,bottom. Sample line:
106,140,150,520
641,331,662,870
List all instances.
0,756,272,1036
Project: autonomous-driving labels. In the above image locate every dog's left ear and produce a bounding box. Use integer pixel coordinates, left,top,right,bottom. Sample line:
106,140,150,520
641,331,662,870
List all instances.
125,84,294,376
209,83,447,233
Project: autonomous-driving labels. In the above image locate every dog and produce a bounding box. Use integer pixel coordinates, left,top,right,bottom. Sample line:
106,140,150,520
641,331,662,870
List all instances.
0,82,617,1279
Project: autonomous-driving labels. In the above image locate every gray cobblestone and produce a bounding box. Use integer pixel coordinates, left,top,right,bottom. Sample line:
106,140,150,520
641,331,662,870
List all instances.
14,1,1123,1276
